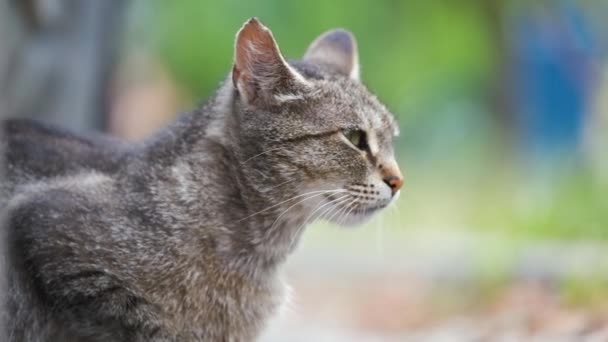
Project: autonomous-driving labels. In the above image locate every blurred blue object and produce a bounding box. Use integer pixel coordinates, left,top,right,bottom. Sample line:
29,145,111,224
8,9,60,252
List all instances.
511,2,596,163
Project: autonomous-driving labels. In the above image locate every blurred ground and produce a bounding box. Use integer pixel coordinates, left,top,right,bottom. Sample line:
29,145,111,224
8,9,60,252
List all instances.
261,229,608,341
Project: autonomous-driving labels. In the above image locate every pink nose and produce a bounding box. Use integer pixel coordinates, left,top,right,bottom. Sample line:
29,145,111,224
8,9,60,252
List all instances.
383,175,403,195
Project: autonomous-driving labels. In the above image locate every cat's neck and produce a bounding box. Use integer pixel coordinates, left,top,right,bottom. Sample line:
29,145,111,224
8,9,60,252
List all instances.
121,81,312,275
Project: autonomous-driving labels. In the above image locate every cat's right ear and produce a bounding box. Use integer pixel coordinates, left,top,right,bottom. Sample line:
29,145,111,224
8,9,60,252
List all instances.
232,18,309,107
304,29,359,81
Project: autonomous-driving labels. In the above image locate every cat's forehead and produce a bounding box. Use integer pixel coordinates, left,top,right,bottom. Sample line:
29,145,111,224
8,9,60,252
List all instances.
309,77,397,135
269,60,398,139
353,85,397,135
293,61,396,130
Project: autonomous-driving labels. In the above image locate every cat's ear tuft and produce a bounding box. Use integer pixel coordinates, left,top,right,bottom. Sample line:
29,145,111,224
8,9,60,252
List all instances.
304,29,359,81
232,18,309,106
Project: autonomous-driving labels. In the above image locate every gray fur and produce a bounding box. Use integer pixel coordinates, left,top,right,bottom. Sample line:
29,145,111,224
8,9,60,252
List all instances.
2,18,402,341
0,119,130,200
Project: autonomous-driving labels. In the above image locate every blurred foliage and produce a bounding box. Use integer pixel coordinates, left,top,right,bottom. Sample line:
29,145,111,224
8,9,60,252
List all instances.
562,275,608,308
135,0,494,122
503,174,608,240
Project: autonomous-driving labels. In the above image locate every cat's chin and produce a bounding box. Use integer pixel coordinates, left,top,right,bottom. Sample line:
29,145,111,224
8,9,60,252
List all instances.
337,214,374,227
325,207,382,227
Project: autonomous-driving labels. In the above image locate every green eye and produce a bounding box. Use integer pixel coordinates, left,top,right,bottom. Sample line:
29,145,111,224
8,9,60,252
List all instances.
343,129,368,151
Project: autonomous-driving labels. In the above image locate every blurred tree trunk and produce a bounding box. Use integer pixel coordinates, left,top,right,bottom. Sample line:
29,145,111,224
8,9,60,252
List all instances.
477,0,516,146
0,0,128,132
481,1,513,130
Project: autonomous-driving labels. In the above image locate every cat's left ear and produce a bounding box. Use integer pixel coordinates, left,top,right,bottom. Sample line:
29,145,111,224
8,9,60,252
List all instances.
304,29,359,81
232,18,310,107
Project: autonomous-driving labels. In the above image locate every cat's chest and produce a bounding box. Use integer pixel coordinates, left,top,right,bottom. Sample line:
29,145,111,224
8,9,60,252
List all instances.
153,268,285,340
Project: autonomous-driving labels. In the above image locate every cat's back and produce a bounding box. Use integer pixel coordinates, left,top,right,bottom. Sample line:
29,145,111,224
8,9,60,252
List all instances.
2,119,130,181
0,119,134,209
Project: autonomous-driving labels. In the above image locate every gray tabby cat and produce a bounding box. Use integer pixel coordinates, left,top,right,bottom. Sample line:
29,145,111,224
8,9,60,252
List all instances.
3,18,403,341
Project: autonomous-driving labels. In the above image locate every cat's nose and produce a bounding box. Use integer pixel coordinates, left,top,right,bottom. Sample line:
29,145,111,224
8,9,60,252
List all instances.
380,160,403,196
379,159,403,196
383,175,403,196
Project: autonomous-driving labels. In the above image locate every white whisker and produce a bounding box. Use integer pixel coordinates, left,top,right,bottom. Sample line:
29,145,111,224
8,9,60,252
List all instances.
287,195,351,250
339,198,360,225
332,198,358,226
261,178,297,193
241,147,287,164
235,189,346,222
375,212,385,260
306,194,351,226
312,195,353,226
328,198,357,226
327,200,353,226
266,190,345,236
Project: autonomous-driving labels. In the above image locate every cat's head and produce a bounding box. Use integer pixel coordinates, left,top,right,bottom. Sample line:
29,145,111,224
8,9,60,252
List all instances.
231,18,402,226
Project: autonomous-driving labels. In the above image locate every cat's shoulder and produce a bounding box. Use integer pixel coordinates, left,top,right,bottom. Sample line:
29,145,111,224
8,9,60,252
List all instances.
2,118,129,149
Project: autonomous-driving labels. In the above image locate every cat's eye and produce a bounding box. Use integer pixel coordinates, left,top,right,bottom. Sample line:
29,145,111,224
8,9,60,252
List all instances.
343,129,369,151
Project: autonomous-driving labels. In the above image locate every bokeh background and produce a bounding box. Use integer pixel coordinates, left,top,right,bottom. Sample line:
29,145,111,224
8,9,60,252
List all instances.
1,0,608,340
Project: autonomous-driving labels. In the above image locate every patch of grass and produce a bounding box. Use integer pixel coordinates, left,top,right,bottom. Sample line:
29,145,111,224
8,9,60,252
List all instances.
473,171,608,241
561,275,608,309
